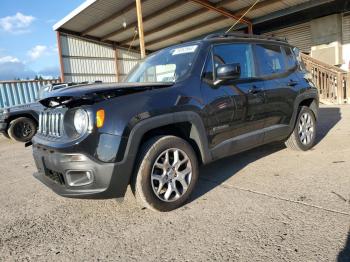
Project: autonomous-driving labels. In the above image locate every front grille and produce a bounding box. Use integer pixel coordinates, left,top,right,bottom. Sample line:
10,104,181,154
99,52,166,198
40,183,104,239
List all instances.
45,168,65,185
38,111,64,137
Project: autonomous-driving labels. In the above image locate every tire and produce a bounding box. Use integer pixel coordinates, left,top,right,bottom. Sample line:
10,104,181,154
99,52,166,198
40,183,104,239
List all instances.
132,136,199,212
8,117,37,143
285,106,316,151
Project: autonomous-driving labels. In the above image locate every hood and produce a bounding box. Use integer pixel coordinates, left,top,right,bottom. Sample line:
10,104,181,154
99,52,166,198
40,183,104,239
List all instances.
39,82,174,108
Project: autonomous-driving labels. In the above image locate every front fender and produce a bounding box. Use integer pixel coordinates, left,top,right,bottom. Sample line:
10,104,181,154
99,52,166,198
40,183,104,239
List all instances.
112,111,211,198
119,111,211,165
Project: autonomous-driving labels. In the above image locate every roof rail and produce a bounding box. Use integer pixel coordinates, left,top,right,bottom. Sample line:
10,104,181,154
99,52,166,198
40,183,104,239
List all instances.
204,32,288,43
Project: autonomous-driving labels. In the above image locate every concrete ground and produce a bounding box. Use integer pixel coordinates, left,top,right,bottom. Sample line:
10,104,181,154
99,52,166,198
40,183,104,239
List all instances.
0,105,349,262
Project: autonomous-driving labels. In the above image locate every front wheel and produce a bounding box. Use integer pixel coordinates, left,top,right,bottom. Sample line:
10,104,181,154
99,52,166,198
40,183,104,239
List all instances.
133,136,199,212
285,106,316,151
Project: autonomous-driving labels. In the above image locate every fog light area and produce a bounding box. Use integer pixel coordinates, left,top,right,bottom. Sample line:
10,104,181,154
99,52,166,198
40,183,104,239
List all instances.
66,170,94,187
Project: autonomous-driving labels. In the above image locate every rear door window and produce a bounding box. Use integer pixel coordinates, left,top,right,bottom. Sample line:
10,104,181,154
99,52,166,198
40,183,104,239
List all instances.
255,44,286,76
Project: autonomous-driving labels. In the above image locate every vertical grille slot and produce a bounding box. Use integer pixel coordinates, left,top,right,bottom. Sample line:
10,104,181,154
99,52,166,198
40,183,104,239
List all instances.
38,111,64,138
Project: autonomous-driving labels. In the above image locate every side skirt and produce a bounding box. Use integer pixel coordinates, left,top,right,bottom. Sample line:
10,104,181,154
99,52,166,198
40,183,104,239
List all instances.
210,124,290,161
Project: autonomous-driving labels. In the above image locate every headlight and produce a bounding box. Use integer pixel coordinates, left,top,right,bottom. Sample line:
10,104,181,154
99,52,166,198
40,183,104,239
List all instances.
73,109,89,135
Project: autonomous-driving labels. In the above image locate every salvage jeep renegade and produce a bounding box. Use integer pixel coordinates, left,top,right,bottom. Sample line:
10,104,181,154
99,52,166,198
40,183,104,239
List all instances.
32,34,319,211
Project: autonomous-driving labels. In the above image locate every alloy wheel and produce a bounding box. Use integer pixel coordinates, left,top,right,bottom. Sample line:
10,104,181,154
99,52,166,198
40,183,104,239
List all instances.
298,112,314,145
151,148,192,202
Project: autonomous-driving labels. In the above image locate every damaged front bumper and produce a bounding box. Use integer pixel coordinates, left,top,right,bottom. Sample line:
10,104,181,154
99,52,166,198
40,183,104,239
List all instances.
32,143,132,199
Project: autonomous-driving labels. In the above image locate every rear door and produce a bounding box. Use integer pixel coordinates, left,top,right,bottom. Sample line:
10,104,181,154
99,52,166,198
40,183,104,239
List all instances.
201,42,266,154
253,43,299,142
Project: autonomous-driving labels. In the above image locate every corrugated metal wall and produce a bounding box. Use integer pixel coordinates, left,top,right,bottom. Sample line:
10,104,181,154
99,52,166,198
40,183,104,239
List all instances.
343,13,350,44
60,33,140,83
264,22,312,53
60,33,117,83
116,48,141,82
0,80,59,108
341,13,350,71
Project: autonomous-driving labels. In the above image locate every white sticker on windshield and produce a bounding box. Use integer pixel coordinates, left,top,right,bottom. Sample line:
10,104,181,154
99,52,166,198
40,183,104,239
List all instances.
172,45,198,56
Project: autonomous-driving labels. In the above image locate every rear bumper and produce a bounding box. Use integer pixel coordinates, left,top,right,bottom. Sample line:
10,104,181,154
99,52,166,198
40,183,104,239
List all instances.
32,143,132,199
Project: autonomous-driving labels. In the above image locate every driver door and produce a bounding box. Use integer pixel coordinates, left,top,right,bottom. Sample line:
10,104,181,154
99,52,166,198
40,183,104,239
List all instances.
201,43,266,158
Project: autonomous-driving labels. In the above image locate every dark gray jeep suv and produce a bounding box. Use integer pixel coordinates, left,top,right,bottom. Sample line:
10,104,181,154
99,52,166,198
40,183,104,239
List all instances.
32,34,319,211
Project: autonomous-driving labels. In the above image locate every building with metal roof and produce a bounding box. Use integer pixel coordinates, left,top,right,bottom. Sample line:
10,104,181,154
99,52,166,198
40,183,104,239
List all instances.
53,0,350,83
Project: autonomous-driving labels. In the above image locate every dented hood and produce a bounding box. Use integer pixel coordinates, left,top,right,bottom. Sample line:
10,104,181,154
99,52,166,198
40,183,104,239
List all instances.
39,82,174,108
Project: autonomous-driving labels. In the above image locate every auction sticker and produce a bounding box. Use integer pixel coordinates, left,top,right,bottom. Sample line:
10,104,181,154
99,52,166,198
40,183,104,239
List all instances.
172,45,198,55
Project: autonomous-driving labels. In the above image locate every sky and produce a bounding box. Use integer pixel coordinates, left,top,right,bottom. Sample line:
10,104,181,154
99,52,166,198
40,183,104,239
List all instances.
0,0,85,80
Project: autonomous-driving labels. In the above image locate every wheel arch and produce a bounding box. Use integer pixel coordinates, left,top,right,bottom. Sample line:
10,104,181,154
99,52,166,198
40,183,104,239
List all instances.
111,112,211,198
286,91,319,137
123,112,212,166
291,91,319,127
298,97,318,119
139,122,204,165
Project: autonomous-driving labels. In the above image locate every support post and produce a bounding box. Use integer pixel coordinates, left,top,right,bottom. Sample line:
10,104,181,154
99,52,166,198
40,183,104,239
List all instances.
136,0,146,59
337,72,343,104
56,31,65,82
248,23,253,34
337,72,346,104
115,47,120,82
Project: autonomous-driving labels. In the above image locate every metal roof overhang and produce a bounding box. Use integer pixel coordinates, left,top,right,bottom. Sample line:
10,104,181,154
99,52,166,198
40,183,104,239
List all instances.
53,0,335,52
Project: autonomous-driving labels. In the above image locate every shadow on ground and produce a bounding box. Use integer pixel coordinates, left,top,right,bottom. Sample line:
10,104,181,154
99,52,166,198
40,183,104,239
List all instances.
316,106,342,144
190,106,342,203
192,142,285,201
338,231,350,262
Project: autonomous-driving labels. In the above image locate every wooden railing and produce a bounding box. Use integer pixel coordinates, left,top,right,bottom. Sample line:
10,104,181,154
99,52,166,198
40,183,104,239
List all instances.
301,53,349,104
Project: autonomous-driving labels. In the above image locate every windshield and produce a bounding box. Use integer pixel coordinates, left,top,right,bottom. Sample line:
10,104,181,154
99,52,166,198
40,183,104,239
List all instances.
125,44,199,83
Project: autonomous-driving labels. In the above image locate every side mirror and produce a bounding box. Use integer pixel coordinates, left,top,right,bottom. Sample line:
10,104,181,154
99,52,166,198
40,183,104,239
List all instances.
216,63,241,81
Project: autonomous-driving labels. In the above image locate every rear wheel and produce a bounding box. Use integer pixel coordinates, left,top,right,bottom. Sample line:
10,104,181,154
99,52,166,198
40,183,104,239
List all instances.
133,136,199,212
8,117,37,143
285,106,316,151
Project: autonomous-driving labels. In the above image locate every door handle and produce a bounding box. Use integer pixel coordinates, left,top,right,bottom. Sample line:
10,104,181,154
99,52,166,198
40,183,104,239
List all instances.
248,86,263,94
288,80,298,87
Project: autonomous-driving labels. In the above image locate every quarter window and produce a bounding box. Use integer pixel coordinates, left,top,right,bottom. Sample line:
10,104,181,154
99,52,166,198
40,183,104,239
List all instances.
284,47,297,70
255,44,286,76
